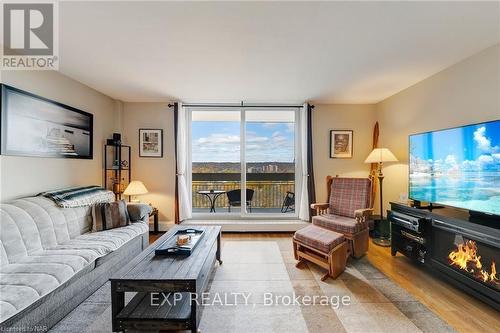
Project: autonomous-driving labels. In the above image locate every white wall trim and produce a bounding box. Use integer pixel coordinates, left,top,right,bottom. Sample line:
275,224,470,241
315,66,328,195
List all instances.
182,219,308,232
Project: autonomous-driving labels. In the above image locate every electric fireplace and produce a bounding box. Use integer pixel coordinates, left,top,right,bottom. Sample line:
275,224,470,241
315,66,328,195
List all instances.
431,219,500,308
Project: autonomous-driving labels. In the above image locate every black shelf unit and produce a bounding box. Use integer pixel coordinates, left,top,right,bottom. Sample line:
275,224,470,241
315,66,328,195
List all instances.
104,144,131,200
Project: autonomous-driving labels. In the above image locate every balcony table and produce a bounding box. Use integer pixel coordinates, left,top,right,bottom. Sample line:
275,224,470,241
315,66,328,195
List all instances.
197,190,226,213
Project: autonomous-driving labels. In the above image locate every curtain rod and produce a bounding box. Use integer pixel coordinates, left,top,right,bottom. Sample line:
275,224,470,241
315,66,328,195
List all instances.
180,103,304,108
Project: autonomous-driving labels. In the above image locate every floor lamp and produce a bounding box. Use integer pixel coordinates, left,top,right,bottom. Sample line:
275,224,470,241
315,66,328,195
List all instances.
365,148,398,247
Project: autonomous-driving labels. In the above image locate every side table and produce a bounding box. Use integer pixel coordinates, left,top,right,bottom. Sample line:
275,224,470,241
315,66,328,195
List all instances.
149,207,159,234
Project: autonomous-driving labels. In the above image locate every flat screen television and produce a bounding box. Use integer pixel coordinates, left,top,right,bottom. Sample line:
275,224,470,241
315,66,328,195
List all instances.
409,120,500,217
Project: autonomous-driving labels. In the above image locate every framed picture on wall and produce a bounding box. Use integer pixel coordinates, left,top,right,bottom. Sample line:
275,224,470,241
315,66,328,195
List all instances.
0,84,93,159
330,130,353,158
139,129,163,157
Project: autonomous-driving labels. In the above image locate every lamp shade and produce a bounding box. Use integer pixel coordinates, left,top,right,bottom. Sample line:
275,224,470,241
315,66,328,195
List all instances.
123,181,148,196
364,148,398,163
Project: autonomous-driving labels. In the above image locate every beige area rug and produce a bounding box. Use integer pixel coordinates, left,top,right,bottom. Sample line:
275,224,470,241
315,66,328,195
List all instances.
50,241,455,333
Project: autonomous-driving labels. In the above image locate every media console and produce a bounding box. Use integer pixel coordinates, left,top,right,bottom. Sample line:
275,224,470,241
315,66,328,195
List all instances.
389,202,500,310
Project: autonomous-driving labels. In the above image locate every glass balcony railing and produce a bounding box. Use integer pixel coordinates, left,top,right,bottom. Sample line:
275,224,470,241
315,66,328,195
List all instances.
192,173,295,213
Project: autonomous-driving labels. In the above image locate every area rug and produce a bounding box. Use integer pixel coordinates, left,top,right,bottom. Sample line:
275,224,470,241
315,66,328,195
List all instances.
49,241,455,333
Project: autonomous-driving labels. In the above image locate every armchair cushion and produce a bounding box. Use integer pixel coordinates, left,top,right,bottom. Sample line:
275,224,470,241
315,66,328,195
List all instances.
329,178,372,218
312,214,367,234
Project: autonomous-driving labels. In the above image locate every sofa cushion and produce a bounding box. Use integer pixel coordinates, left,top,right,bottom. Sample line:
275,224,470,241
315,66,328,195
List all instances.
294,225,345,253
0,244,8,268
0,263,76,285
0,263,94,323
31,249,101,264
0,204,52,262
79,222,149,250
91,200,130,232
16,253,89,272
10,198,71,247
312,214,366,234
0,197,93,266
0,272,61,297
47,240,114,257
0,286,40,322
21,197,93,237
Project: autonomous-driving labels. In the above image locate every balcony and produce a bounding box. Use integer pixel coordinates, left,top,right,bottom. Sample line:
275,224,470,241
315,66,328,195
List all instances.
192,173,295,214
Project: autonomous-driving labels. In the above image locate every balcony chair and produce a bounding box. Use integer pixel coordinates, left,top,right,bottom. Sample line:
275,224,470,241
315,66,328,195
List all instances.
227,189,254,212
281,191,295,213
311,176,373,258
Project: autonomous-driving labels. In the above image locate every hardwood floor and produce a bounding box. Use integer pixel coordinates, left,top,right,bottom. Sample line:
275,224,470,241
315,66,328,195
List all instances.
149,232,500,333
367,241,500,333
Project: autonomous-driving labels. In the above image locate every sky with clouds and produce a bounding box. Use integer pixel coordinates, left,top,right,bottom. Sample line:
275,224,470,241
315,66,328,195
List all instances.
192,121,295,162
410,121,500,171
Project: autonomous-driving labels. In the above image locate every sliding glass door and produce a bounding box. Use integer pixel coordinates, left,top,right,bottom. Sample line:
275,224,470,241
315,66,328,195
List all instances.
244,110,296,215
189,107,299,218
191,110,241,214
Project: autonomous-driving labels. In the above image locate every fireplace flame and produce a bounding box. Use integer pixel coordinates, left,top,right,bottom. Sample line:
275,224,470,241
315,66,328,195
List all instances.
448,240,498,285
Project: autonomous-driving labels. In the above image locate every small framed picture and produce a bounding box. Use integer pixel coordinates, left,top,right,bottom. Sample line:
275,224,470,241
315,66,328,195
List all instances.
139,129,163,157
330,130,353,158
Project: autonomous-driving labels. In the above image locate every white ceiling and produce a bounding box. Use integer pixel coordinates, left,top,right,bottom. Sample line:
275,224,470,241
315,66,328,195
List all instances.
59,1,500,104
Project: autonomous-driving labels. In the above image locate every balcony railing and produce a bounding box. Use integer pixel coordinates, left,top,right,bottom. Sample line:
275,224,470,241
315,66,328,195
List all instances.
192,173,295,210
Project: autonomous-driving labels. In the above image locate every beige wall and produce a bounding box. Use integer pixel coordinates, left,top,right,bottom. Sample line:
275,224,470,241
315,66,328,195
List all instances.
376,44,500,213
312,104,377,203
121,103,176,225
0,71,119,201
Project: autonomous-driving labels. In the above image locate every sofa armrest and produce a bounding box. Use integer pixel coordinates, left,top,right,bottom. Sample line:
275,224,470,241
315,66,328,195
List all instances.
311,203,329,215
354,208,373,223
127,203,152,223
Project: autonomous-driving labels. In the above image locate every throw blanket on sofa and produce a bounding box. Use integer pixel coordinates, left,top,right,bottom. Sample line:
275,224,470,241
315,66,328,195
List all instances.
38,185,115,208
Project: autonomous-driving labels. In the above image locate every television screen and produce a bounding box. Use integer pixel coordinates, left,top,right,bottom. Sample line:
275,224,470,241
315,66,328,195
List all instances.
409,120,500,216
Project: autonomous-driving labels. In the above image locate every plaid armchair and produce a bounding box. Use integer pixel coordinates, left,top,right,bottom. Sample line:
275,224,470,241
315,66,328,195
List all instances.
311,177,373,258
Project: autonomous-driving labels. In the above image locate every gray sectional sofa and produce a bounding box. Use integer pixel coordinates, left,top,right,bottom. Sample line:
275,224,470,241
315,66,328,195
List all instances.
0,195,151,331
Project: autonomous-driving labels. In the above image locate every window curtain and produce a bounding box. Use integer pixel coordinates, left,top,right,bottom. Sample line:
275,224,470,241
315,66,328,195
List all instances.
298,103,311,221
174,103,180,224
175,102,192,222
370,121,379,208
306,104,316,221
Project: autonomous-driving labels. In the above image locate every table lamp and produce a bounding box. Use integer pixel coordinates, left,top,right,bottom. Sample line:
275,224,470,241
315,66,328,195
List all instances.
364,148,398,246
123,180,148,202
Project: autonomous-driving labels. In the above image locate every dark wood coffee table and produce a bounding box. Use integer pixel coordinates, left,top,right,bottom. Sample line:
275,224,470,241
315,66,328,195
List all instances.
110,226,222,333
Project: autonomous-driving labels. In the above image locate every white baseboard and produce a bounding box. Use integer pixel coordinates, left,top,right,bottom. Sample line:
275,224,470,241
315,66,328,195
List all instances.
182,219,308,232
149,220,309,232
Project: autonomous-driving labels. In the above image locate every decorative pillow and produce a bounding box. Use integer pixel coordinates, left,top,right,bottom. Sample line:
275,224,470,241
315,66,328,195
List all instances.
91,200,130,232
127,203,152,222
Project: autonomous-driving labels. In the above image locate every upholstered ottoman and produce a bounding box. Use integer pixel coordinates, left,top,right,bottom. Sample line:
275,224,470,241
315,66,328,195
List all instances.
293,225,348,281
